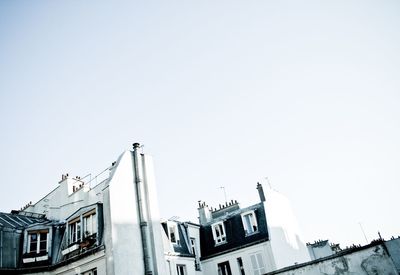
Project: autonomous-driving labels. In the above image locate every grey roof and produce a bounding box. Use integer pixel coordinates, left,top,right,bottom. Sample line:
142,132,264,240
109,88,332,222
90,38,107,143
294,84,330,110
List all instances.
0,212,48,230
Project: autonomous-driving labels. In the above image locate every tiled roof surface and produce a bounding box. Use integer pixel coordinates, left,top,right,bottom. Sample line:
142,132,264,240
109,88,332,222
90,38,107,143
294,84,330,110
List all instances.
0,212,47,229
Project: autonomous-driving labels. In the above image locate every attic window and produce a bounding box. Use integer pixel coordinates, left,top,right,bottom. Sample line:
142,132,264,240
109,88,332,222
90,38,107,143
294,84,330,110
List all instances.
241,211,258,236
28,230,48,254
212,222,226,245
68,209,98,245
83,210,97,237
168,222,180,245
69,217,81,244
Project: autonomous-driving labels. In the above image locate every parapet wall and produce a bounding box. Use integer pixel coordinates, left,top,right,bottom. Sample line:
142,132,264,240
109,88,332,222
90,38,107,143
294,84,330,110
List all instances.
266,241,398,275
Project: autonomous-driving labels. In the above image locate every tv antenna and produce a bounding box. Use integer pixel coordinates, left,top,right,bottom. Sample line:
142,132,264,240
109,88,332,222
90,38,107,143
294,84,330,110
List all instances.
219,186,227,204
359,222,369,243
265,177,272,189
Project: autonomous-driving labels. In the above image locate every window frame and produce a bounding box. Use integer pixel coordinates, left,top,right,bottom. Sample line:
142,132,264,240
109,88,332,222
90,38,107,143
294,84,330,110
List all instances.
176,264,187,275
27,229,49,254
250,252,266,275
217,261,232,275
211,221,227,245
81,268,97,275
68,218,82,244
167,221,180,245
237,257,245,275
68,209,97,245
241,210,258,236
83,210,97,238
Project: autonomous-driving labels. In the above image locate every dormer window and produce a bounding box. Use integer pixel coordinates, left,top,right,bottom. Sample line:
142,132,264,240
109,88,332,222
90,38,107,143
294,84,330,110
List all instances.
241,211,258,236
28,230,48,254
168,222,180,245
212,222,226,245
69,218,81,244
83,210,97,237
62,205,101,257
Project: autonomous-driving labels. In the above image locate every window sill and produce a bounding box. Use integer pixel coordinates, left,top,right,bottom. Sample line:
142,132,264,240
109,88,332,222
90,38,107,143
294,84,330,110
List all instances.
245,231,259,237
61,244,80,255
214,240,227,246
22,254,49,263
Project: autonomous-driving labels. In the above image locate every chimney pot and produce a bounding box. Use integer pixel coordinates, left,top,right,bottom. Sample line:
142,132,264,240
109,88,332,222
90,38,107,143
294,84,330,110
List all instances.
257,182,266,202
133,143,141,149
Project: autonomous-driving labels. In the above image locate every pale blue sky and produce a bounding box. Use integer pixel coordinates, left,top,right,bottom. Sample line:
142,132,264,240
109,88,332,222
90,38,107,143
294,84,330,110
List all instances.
1,1,399,247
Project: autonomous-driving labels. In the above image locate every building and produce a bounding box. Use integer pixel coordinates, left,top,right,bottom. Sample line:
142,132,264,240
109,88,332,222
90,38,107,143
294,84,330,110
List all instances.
306,240,340,260
2,144,397,275
197,183,310,275
0,143,168,274
162,220,201,275
266,239,400,275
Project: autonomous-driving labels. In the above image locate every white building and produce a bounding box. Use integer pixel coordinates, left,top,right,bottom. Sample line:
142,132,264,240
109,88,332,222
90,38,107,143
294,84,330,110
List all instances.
0,144,312,275
196,183,310,275
0,143,168,274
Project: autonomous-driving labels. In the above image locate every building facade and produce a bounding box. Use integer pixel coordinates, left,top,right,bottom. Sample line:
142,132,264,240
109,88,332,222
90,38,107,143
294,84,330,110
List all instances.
5,144,396,275
196,183,310,275
0,143,168,274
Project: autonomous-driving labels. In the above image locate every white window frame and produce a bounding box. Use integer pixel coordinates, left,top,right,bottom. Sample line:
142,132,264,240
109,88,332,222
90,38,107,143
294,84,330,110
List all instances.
27,230,48,254
250,252,266,275
241,210,258,236
168,222,180,244
212,221,227,245
176,264,187,275
83,211,97,237
68,218,81,244
190,237,197,256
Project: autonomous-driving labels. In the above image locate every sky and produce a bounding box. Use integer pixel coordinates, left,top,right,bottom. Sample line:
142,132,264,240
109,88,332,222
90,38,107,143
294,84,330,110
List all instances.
0,0,399,248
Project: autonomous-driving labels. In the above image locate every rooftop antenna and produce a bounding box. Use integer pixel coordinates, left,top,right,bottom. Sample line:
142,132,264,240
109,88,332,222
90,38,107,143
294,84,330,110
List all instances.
219,186,227,204
265,177,272,189
359,222,369,244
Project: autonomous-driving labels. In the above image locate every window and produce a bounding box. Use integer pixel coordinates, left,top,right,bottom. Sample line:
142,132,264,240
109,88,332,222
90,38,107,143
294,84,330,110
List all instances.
176,264,186,275
28,230,48,254
250,253,266,275
241,211,258,236
190,238,197,256
83,211,97,237
69,218,81,244
237,257,245,275
168,222,179,244
212,222,226,245
191,238,201,271
39,232,47,252
82,268,97,275
218,261,232,275
29,233,37,253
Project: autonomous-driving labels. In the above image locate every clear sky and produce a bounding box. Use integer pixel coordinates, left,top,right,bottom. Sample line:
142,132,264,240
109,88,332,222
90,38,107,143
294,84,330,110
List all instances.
0,1,399,247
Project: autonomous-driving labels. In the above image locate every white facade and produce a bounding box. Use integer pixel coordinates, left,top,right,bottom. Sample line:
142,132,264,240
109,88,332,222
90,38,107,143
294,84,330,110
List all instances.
163,221,202,275
5,146,313,275
263,187,311,269
201,242,275,275
22,145,168,275
196,185,311,275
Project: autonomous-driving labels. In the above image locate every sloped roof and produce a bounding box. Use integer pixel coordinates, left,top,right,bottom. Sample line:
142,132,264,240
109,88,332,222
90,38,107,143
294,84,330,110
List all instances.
0,212,47,230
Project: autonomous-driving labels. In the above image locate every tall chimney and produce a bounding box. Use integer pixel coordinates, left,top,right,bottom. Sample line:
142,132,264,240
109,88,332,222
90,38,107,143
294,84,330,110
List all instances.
198,201,211,225
256,182,266,202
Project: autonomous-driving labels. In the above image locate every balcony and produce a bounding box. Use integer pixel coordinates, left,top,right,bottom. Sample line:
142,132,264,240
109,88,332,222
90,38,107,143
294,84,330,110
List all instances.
61,233,97,257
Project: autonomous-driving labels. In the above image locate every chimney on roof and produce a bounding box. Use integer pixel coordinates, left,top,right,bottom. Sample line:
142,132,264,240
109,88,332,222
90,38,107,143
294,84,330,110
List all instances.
198,201,211,225
257,182,266,202
59,173,69,183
